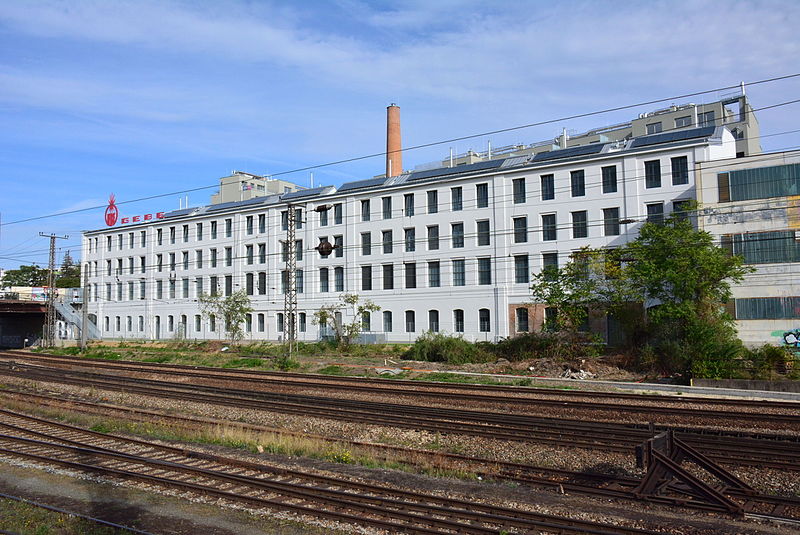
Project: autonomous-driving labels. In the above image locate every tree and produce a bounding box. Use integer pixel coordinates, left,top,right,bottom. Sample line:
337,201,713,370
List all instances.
0,265,49,287
198,290,253,344
55,251,81,288
312,293,380,350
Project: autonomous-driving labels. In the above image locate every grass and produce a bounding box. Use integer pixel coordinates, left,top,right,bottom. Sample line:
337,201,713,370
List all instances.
0,497,131,535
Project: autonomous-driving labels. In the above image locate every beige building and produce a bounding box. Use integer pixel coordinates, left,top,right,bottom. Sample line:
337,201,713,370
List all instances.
210,171,304,205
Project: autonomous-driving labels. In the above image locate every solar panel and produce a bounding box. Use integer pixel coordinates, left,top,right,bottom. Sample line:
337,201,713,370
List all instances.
532,143,605,162
162,208,196,218
205,196,273,213
280,186,330,201
407,159,505,182
337,177,387,193
629,126,717,148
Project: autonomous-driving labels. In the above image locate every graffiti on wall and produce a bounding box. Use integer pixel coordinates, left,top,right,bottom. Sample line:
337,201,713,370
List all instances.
782,329,800,347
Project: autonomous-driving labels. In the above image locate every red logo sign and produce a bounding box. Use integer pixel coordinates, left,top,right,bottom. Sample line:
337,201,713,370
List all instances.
105,194,119,226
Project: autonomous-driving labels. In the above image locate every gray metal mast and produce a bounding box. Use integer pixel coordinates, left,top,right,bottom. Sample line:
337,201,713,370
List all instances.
80,266,89,351
39,232,68,348
283,205,297,355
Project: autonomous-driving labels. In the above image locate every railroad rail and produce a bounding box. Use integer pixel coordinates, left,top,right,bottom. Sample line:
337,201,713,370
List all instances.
1,361,798,471
0,408,663,535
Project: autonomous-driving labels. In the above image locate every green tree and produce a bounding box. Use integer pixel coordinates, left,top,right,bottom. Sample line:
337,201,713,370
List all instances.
55,251,81,288
198,290,253,344
312,293,380,350
0,265,49,287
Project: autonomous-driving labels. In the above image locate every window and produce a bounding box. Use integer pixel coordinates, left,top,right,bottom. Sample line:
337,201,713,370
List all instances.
646,202,664,224
542,214,557,241
405,310,415,332
277,313,284,332
334,235,343,258
514,255,529,283
404,228,415,252
570,170,585,197
182,278,189,298
383,311,392,332
210,276,218,296
108,235,113,251
246,273,254,295
361,199,370,222
129,257,135,274
428,310,440,332
258,214,266,234
477,220,490,246
245,314,252,333
512,178,526,204
128,282,134,301
646,122,662,134
169,253,176,271
140,256,146,273
541,174,555,200
734,296,800,319
225,247,232,267
225,275,232,296
334,266,344,292
427,190,438,213
645,160,661,188
361,265,372,291
195,277,203,297
428,261,440,287
382,264,394,290
225,218,232,238
451,187,463,211
603,207,621,236
479,309,490,332
404,193,414,216
320,208,328,226
258,243,266,263
280,271,288,294
454,309,465,333
602,166,617,193
258,272,266,295
451,223,464,248
128,232,134,248
698,110,715,127
405,263,417,289
427,225,439,250
209,314,216,332
139,281,146,299
718,163,800,202
513,217,527,243
516,308,529,332
296,269,304,293
334,203,343,225
382,230,393,254
671,156,689,185
140,231,146,247
155,280,163,299
382,197,392,219
169,280,176,299
210,249,217,268
117,234,123,250
572,210,588,239
210,221,217,239
246,216,254,235
542,252,558,276
245,245,254,265
675,116,692,128
294,208,303,229
320,268,329,292
673,200,692,220
476,183,489,208
452,259,465,286
257,313,265,332
361,311,371,332
361,232,372,255
478,257,491,285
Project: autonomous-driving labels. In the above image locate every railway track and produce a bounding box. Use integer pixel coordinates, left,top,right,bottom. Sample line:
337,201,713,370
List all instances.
0,408,664,535
3,388,799,523
4,351,799,424
1,360,798,471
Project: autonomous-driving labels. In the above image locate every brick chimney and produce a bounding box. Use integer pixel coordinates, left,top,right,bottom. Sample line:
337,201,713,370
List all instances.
386,103,402,177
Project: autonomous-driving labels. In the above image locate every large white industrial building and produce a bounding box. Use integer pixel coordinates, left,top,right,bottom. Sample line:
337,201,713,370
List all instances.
81,94,799,347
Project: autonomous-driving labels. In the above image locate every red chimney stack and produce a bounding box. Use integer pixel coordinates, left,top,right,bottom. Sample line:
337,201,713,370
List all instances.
386,104,402,177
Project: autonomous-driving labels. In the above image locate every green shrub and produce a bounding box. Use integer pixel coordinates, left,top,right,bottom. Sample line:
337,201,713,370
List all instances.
222,358,264,368
403,332,491,365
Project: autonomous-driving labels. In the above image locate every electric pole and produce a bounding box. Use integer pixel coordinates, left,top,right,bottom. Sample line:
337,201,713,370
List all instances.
80,266,89,351
39,232,69,348
283,205,297,356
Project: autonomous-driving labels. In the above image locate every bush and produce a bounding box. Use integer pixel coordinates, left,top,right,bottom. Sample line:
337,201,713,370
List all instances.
403,332,491,365
742,344,795,379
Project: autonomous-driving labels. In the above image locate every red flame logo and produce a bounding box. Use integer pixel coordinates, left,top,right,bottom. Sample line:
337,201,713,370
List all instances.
105,194,119,226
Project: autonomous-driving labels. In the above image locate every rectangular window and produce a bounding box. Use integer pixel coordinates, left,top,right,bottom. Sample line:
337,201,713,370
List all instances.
646,122,662,134
382,264,394,290
169,227,175,245
361,199,370,222
428,261,440,287
155,281,163,300
182,251,189,270
542,214,557,241
246,216,254,235
382,230,393,254
383,311,392,332
675,115,692,128
404,228,415,252
225,275,232,296
405,263,417,289
427,225,439,250
572,210,588,239
296,269,304,294
603,207,621,236
258,313,265,332
169,253,176,271
361,232,372,256
361,265,372,291
128,232,134,248
570,170,585,197
541,174,555,200
140,256,146,273
646,202,664,224
512,178,526,204
168,280,176,299
299,312,306,332
404,193,414,216
210,221,217,239
294,208,303,230
334,266,344,292
245,314,252,333
721,164,800,202
258,272,266,295
602,166,617,193
195,223,203,241
209,276,218,297
452,259,465,286
246,245,254,265
195,277,203,297
542,252,558,275
427,190,438,213
128,282,134,301
479,309,490,332
277,313,284,332
320,267,329,292
727,231,800,264
258,214,266,233
210,249,217,268
140,231,146,247
405,310,415,332
451,187,463,211
698,110,715,127
139,281,146,299
476,183,489,208
225,247,232,267
334,203,343,225
645,160,661,188
246,273,254,295
334,235,343,258
477,220,490,246
258,243,266,263
451,223,464,248
320,208,328,226
478,257,491,285
671,156,689,185
516,308,530,332
513,217,527,243
454,309,464,332
428,310,439,332
382,196,392,219
295,240,303,262
514,255,529,283
225,218,232,238
182,278,189,298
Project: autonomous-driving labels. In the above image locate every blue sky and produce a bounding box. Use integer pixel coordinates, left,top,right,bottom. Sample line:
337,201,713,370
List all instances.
1,0,799,269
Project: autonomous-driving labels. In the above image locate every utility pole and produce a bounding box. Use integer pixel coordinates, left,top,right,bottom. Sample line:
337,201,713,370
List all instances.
283,205,297,356
39,232,69,348
80,266,89,351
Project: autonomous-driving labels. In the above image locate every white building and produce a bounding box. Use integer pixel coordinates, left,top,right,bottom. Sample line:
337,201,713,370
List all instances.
83,119,745,343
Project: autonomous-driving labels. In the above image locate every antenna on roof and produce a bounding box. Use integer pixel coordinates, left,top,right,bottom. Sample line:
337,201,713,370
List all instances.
310,172,314,188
